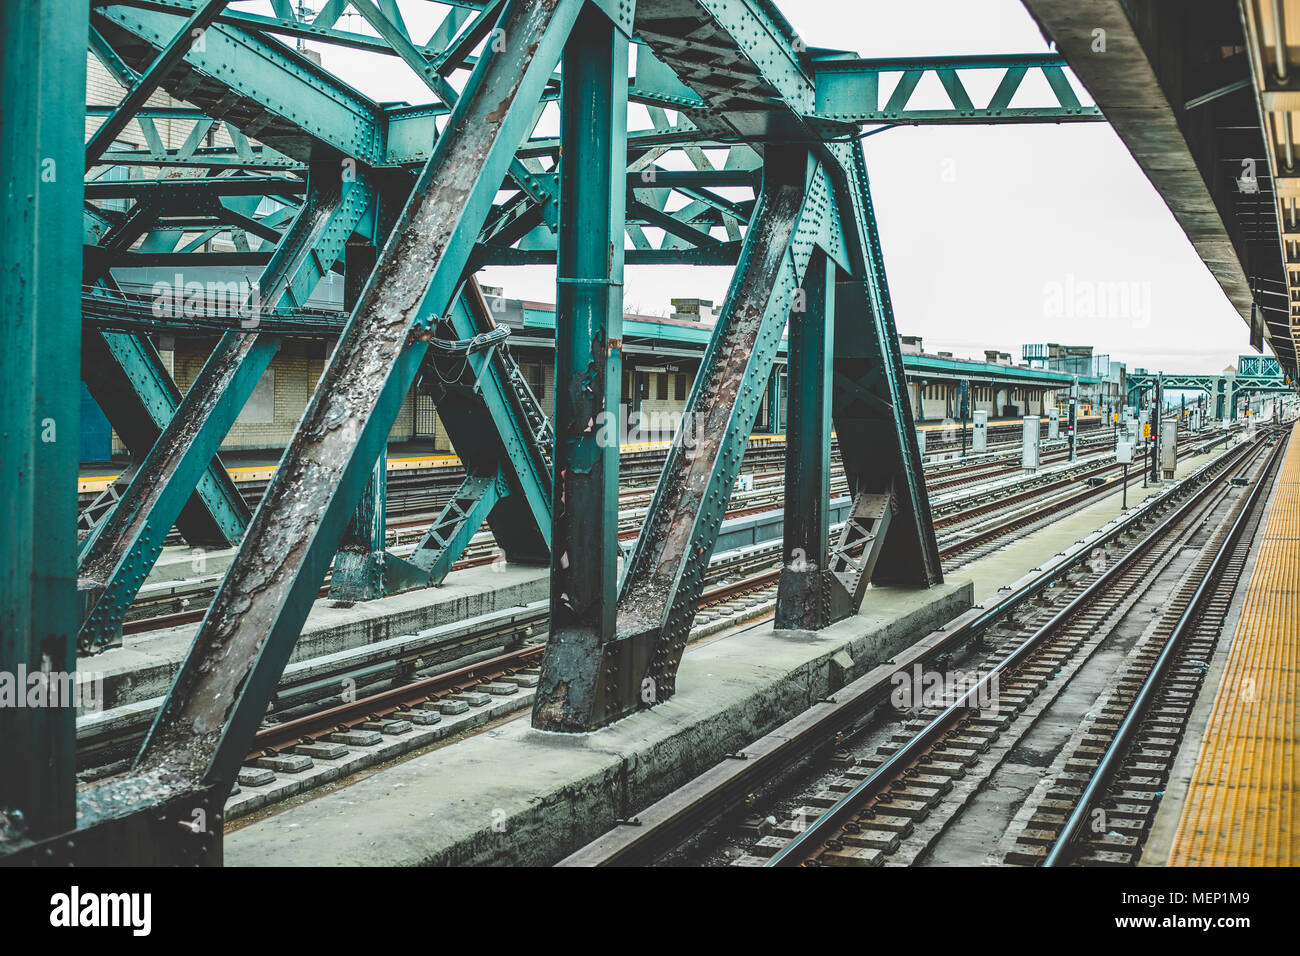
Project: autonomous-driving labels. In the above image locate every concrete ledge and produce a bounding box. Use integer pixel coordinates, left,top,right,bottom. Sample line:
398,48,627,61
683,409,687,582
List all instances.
224,579,971,866
86,565,550,711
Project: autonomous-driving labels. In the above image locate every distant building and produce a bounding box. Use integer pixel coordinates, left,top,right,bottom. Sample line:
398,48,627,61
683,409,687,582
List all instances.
1022,343,1127,415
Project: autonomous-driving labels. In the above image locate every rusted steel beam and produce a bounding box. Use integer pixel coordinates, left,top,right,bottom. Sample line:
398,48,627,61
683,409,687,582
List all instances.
132,0,583,792
775,249,838,630
531,3,629,732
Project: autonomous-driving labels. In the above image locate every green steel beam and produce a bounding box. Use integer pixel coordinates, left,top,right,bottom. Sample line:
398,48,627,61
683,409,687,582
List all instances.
80,327,249,556
407,470,510,585
77,168,373,650
533,2,630,733
131,0,583,795
437,286,554,545
823,137,942,587
85,0,229,168
811,54,1104,125
94,2,388,165
85,176,307,200
775,250,837,629
0,0,89,843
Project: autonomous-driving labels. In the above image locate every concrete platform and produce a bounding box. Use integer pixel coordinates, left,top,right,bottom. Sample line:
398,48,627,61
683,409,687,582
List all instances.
224,580,971,866
83,564,549,712
1146,424,1299,865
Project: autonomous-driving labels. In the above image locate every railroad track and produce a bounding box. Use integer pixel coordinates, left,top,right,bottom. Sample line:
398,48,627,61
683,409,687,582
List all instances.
553,428,1276,866
1033,430,1288,866
116,427,1226,634
762,432,1280,867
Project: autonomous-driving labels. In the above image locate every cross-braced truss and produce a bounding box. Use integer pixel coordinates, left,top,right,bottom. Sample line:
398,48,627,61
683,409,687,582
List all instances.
3,0,1113,864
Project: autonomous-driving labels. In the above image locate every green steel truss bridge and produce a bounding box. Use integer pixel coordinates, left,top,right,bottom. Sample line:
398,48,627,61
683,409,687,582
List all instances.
1127,356,1294,419
0,0,1284,864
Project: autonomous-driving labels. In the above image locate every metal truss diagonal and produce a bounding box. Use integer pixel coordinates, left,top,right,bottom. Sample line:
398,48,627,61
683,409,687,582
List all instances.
133,0,583,793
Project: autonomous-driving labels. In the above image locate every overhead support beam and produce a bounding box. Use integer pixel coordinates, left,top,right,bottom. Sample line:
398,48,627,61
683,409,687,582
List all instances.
93,3,388,165
84,176,308,200
810,53,1104,125
0,0,89,845
131,0,583,801
533,2,630,733
85,0,229,168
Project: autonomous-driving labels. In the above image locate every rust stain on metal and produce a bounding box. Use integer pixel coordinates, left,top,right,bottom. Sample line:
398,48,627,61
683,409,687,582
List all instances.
140,0,572,782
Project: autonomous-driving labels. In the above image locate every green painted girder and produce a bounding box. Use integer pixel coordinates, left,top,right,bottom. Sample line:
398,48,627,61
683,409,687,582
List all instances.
407,469,510,585
440,288,553,542
479,243,745,266
1127,372,1292,393
810,54,1104,125
541,151,845,726
85,0,229,167
98,143,301,169
76,169,374,651
94,2,388,166
131,0,583,794
533,4,629,733
824,137,941,586
0,0,90,843
79,326,249,556
84,176,307,200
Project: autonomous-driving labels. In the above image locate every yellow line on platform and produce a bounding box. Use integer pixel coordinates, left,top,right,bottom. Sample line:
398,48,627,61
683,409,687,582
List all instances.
1168,423,1300,866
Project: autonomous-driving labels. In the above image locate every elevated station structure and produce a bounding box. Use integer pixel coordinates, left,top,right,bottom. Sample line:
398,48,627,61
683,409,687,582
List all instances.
3,0,1293,870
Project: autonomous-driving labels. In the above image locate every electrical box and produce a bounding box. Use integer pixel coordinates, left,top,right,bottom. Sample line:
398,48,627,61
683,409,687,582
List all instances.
1047,407,1060,439
1159,424,1177,479
972,410,988,453
916,427,927,455
1116,440,1133,464
1022,415,1040,471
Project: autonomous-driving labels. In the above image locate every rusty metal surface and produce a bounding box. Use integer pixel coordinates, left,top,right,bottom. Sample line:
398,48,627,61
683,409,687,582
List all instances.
132,0,579,790
615,159,816,710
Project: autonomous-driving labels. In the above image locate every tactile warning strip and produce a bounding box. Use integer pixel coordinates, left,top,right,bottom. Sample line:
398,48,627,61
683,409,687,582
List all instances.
1168,424,1299,865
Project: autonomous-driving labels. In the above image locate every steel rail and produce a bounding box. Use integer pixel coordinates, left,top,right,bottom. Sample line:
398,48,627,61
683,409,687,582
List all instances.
766,434,1268,866
558,435,1262,865
1041,430,1289,866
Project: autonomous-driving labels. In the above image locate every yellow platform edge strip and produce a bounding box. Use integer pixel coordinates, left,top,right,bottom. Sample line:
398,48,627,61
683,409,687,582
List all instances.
1167,423,1300,866
79,415,1101,495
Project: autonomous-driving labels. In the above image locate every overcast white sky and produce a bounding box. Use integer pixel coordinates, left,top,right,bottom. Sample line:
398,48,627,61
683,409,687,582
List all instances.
251,0,1259,374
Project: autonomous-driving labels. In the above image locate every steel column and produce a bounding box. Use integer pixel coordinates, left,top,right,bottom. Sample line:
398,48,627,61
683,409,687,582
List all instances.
536,148,840,730
776,251,836,630
767,369,783,432
533,2,629,732
0,0,89,841
328,238,393,601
